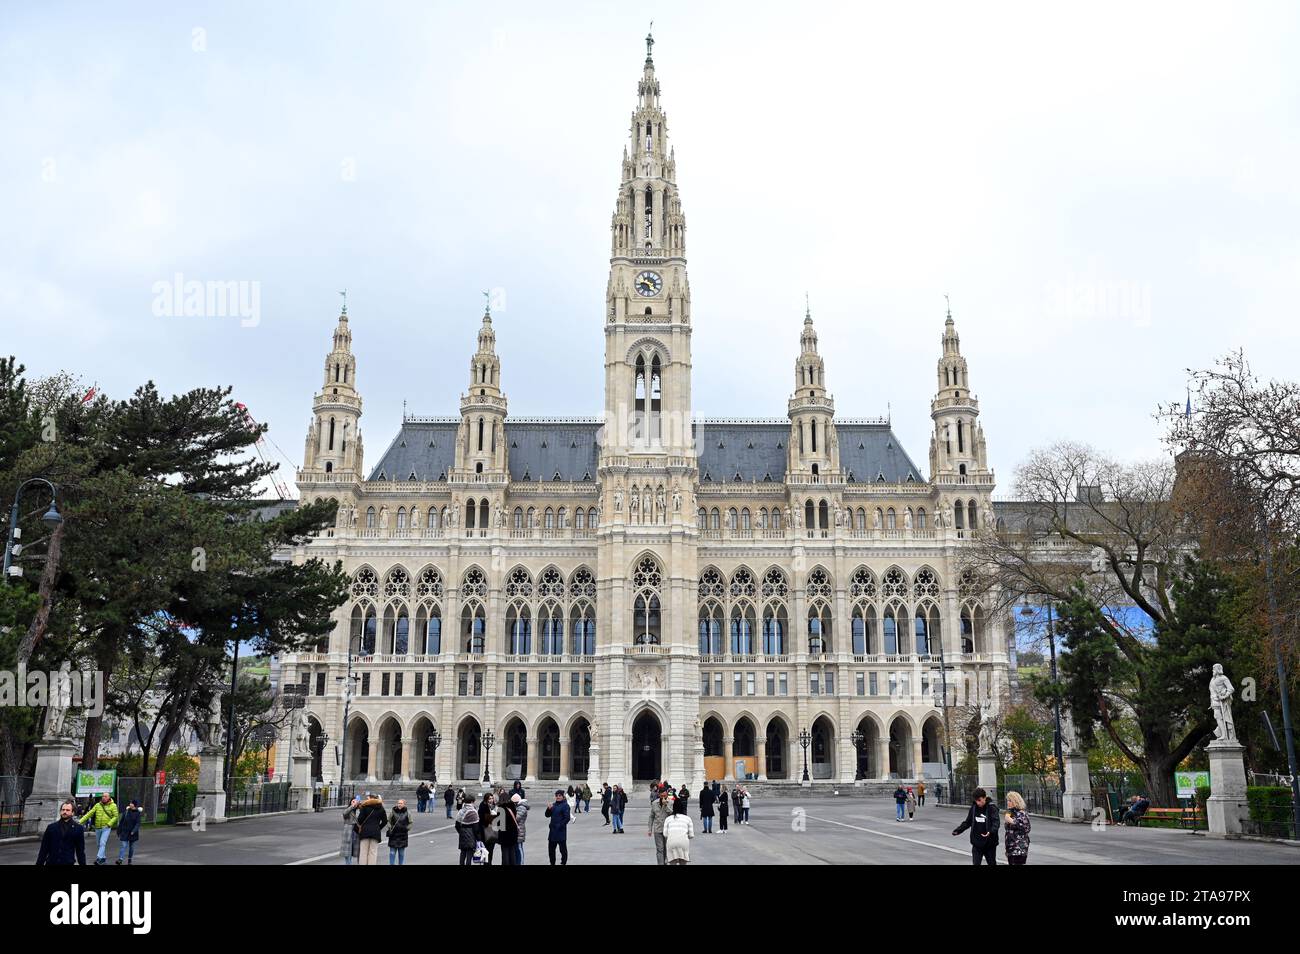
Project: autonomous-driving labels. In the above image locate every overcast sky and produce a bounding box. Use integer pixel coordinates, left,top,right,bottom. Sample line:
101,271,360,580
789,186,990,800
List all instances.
4,2,1298,497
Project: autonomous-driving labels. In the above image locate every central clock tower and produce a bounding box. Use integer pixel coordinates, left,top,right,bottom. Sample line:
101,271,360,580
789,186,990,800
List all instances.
601,29,693,468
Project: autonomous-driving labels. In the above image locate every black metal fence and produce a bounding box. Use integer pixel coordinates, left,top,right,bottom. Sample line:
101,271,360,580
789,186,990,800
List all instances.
226,781,292,818
0,776,33,838
1240,818,1298,841
312,784,357,811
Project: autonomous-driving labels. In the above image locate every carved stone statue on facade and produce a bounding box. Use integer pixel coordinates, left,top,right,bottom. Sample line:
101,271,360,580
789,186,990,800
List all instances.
904,509,913,530
378,506,389,530
872,509,882,530
589,722,598,744
672,491,682,512
1209,663,1237,743
293,710,311,756
614,489,623,512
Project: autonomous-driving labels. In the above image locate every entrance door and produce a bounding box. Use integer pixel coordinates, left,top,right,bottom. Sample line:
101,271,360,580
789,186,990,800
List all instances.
632,711,662,781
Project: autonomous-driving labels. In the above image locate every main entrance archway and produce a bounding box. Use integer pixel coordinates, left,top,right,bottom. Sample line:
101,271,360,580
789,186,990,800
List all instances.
631,710,662,781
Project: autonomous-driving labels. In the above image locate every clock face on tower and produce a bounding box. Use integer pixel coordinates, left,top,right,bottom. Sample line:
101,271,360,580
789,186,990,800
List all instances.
634,270,663,297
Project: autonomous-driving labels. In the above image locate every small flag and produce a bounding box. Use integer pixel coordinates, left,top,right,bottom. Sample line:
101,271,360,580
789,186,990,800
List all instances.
81,385,97,403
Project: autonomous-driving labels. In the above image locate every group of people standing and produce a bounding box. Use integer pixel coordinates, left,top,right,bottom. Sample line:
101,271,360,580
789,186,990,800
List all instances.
414,782,458,817
453,780,532,865
340,792,413,864
951,787,1032,865
892,782,925,821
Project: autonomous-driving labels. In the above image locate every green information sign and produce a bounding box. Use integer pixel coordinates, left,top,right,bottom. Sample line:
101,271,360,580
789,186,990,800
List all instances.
1174,770,1210,798
76,768,117,795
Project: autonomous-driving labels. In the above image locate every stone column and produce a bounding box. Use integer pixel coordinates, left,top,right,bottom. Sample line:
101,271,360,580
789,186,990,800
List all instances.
723,737,734,780
558,738,570,783
366,739,379,783
977,752,998,804
400,738,414,783
876,738,890,781
756,736,768,781
1061,754,1093,823
525,737,538,783
912,738,925,781
22,739,79,835
1206,741,1249,837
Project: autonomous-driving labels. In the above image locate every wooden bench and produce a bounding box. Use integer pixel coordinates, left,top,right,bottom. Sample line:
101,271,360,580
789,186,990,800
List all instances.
1135,807,1202,829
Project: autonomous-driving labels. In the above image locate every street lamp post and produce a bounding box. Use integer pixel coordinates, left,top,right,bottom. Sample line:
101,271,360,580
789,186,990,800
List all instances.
336,647,358,790
798,728,811,783
1024,598,1067,794
850,730,865,781
3,477,62,581
482,730,495,784
428,729,442,787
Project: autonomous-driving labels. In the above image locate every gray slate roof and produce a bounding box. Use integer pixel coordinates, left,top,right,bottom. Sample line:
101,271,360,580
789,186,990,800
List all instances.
369,418,924,484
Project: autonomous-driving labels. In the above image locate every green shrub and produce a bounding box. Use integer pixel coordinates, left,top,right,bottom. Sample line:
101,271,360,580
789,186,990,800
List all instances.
1246,786,1294,825
166,783,197,825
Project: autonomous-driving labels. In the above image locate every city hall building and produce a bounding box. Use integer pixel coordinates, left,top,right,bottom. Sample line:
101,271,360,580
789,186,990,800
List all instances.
282,36,1010,788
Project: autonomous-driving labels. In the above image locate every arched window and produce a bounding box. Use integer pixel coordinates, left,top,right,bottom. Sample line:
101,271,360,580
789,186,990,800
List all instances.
698,603,723,654
818,499,829,529
954,502,965,530
710,508,720,530
506,605,531,655
884,606,899,654
328,417,335,451
697,507,707,528
477,417,484,452
852,605,876,655
479,498,489,529
886,507,896,530
968,499,978,530
396,507,407,530
807,604,832,654
461,604,485,654
917,508,927,529
804,500,815,529
570,604,596,655
730,605,756,654
632,556,663,645
512,507,523,529
575,508,586,530
366,507,376,528
741,508,751,531
762,604,787,655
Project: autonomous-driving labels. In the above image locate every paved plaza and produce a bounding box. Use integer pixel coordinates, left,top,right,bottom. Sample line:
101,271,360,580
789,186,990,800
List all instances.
5,793,1296,865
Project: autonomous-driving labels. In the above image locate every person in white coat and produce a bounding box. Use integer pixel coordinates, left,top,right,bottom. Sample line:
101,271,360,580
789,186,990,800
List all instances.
662,811,695,864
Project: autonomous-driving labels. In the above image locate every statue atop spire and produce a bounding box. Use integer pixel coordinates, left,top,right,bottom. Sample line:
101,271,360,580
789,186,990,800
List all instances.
646,22,654,62
339,288,348,316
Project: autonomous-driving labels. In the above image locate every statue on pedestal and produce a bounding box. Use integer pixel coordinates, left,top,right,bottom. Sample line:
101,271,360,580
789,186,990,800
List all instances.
201,692,224,749
978,700,996,753
43,663,74,741
293,710,311,756
1209,663,1237,743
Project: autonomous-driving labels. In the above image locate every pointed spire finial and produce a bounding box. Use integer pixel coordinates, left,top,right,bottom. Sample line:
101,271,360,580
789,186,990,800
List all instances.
944,293,951,320
339,289,348,316
805,291,811,321
482,290,491,319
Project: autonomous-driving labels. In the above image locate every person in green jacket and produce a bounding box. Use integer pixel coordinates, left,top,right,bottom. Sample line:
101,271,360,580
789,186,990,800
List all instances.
81,793,120,865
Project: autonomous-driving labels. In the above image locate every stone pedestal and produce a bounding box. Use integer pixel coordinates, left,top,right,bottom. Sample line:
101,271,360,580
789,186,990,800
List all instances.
977,753,998,804
290,754,313,812
1061,754,1093,823
1206,741,1249,837
587,743,601,786
194,745,227,823
22,739,78,835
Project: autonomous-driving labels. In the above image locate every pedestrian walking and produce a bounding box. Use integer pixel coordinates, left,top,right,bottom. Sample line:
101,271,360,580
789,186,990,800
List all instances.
581,782,592,814
905,786,917,821
80,792,120,865
699,783,715,833
1003,791,1032,865
340,795,361,864
675,783,690,815
951,787,1000,865
647,784,674,864
36,799,86,866
600,782,612,825
917,779,927,807
893,784,908,821
662,809,695,864
444,785,456,818
544,789,572,865
741,788,751,823
610,785,627,833
730,786,741,823
455,801,480,865
354,792,388,865
566,785,577,816
415,781,429,813
116,798,142,865
717,784,729,833
387,799,412,865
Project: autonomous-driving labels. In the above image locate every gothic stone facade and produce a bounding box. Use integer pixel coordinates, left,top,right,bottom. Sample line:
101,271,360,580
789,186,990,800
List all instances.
282,40,1009,787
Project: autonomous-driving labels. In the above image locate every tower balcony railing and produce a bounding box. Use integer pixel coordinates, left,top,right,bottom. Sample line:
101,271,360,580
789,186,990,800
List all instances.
459,393,508,411
931,394,980,411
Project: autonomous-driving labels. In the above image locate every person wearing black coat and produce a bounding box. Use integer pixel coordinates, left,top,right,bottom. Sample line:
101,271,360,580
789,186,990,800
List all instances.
544,789,572,865
951,788,1000,865
415,782,430,813
498,798,521,865
387,800,412,865
600,783,612,825
116,799,142,864
717,785,729,833
354,794,388,865
443,785,456,818
699,784,716,833
36,800,86,866
675,784,690,815
731,787,742,822
477,793,500,864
